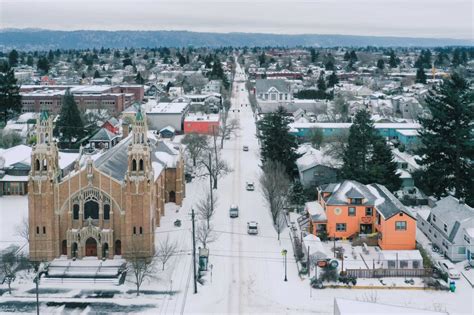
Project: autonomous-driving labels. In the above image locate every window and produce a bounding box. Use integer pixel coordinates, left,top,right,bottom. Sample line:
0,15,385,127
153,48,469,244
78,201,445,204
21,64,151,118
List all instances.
458,247,466,254
133,227,136,234
376,212,381,225
132,159,137,171
140,227,143,234
388,260,396,268
413,261,420,269
84,200,99,220
434,233,437,238
104,204,110,220
432,215,436,222
400,260,408,268
336,223,346,232
352,198,362,205
365,207,373,216
348,207,356,216
139,159,144,171
464,235,471,244
43,226,46,234
36,226,40,234
73,204,79,220
443,224,448,233
395,221,407,230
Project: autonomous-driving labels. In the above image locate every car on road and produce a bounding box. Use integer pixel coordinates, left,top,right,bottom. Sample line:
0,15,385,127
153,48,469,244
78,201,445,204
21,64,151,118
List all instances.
246,181,255,191
438,260,461,279
247,221,258,234
229,205,239,218
243,145,249,151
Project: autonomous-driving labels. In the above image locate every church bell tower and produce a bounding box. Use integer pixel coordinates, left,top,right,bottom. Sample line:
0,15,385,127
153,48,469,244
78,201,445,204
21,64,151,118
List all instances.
28,109,60,261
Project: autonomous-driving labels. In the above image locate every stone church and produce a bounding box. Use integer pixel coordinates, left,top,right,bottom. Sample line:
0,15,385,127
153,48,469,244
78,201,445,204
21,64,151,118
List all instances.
28,109,185,262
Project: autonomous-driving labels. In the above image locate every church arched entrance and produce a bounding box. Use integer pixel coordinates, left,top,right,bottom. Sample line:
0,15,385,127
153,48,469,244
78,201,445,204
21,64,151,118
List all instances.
169,191,176,203
85,238,98,257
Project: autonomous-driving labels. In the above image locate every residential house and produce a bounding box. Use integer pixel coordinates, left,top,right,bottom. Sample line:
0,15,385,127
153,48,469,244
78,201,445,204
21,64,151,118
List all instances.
417,196,474,262
88,128,121,150
296,144,338,188
255,79,292,106
309,180,416,250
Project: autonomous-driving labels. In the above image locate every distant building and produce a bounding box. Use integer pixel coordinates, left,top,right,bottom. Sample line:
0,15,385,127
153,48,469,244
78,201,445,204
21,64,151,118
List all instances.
20,85,144,115
146,101,190,132
184,113,220,135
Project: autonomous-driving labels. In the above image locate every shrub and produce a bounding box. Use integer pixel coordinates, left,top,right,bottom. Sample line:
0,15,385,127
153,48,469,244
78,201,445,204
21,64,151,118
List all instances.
319,266,339,283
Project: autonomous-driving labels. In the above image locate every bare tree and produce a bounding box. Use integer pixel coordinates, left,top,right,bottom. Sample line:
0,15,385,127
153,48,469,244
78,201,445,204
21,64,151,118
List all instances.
259,160,290,240
218,110,240,149
181,133,209,167
126,238,158,296
196,222,218,249
15,216,29,243
1,248,17,295
185,72,208,93
196,189,218,229
156,235,179,271
198,148,231,189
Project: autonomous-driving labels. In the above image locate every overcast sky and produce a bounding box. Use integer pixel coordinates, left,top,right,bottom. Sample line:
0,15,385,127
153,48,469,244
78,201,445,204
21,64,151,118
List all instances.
1,0,472,39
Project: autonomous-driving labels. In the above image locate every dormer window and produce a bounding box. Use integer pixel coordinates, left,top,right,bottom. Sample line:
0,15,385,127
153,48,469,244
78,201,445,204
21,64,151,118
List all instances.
351,198,362,205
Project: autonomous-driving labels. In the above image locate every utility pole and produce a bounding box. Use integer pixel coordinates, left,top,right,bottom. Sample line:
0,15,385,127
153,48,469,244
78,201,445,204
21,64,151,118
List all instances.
191,208,198,294
209,153,213,214
34,274,39,315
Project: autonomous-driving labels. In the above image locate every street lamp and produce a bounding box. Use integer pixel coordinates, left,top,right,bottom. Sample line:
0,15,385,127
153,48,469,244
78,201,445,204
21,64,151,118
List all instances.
281,249,288,282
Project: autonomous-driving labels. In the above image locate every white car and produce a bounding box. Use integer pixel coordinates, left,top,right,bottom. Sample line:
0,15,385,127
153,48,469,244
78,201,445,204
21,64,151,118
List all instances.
247,221,258,235
229,205,239,218
246,181,255,191
438,260,461,279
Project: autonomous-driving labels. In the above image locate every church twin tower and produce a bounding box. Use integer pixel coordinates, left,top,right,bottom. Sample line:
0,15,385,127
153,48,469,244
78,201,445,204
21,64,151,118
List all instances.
28,108,179,261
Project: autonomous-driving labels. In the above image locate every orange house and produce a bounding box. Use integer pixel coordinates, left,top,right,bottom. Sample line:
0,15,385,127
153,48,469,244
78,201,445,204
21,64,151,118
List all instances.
308,180,416,250
184,114,220,135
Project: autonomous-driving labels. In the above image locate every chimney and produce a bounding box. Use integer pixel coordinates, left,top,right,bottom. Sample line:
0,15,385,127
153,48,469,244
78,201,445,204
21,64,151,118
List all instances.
459,198,465,205
122,122,130,139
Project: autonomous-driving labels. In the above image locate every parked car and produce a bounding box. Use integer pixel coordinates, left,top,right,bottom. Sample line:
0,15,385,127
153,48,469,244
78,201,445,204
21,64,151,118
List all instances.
438,260,461,279
229,205,239,218
246,181,255,191
243,145,249,151
247,221,258,234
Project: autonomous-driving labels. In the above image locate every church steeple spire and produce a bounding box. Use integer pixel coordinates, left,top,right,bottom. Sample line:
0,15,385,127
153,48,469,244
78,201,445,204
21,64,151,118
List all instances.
31,108,59,179
127,105,152,179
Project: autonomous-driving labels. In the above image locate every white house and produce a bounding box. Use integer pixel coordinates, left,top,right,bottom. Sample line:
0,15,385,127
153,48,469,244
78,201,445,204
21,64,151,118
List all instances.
417,196,474,262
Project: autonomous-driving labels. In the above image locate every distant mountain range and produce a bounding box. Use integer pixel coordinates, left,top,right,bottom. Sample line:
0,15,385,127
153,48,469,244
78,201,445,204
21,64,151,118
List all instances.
0,29,471,50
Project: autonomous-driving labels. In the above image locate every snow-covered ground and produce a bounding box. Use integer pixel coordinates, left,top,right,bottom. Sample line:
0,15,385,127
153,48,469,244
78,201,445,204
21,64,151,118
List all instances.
0,195,29,251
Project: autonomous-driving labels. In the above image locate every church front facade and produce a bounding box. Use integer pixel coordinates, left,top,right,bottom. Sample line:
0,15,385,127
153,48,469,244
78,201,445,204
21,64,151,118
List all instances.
28,109,185,262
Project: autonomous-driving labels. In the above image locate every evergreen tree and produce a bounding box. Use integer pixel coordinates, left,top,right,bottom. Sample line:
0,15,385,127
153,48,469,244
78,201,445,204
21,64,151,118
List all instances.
8,50,19,67
258,52,266,67
341,110,376,184
417,73,474,204
343,51,351,61
388,50,400,68
26,55,34,67
56,89,84,148
327,71,339,87
93,70,101,79
415,66,427,84
310,48,319,63
257,106,300,176
0,65,22,124
135,72,145,84
317,71,327,94
369,138,401,191
289,181,306,206
37,56,50,74
341,110,400,190
376,59,385,70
